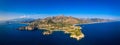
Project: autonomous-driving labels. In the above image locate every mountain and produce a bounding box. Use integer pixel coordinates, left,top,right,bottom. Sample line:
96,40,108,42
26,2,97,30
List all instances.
6,18,35,23
79,18,111,24
19,15,112,30
18,15,112,40
18,15,113,31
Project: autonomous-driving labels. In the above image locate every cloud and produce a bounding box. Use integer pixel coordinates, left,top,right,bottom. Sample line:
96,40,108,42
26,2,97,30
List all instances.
19,15,30,18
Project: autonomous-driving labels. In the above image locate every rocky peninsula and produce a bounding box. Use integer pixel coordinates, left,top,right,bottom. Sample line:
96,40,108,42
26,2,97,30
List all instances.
19,15,111,40
19,15,85,40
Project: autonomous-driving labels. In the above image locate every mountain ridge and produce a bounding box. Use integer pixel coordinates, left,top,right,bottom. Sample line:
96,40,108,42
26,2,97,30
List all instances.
18,15,112,40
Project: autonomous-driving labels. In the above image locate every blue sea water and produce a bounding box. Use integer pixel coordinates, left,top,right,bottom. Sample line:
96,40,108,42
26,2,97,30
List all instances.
0,21,120,45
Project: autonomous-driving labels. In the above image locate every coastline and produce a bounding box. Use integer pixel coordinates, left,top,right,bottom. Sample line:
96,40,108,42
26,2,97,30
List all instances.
17,16,116,41
40,26,84,40
78,21,120,25
18,21,120,40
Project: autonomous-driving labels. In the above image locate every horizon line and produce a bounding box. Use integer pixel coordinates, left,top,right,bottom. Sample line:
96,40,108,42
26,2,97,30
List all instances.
0,13,119,21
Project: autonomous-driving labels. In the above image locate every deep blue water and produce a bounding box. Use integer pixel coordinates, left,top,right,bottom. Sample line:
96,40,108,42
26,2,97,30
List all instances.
0,21,120,45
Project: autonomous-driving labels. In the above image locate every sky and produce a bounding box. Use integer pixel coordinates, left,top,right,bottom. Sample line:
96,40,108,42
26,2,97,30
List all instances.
0,0,120,20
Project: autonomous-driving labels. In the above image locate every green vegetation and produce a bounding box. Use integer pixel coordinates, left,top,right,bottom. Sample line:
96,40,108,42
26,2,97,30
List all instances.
19,16,84,40
19,15,111,40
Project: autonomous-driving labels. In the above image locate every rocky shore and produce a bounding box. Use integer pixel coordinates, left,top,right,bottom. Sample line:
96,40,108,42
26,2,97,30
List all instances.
18,15,111,40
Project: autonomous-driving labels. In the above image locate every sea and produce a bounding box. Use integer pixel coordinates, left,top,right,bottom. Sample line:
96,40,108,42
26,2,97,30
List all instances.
0,21,120,45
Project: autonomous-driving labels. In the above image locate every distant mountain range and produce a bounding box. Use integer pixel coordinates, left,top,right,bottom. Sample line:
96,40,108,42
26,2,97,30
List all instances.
78,18,112,24
4,15,113,24
5,18,35,23
34,15,112,24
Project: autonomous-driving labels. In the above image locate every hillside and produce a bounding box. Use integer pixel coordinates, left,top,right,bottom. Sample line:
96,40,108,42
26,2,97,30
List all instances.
19,15,84,40
18,15,111,40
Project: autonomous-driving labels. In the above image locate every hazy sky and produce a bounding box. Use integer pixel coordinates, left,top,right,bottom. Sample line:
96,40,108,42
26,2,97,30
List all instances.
0,0,120,20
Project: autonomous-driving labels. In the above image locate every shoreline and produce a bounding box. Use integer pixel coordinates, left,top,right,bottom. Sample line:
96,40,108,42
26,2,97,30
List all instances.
41,26,84,40
77,21,120,25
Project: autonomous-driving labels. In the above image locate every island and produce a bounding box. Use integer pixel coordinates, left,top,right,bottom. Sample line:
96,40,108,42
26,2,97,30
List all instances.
18,15,111,40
